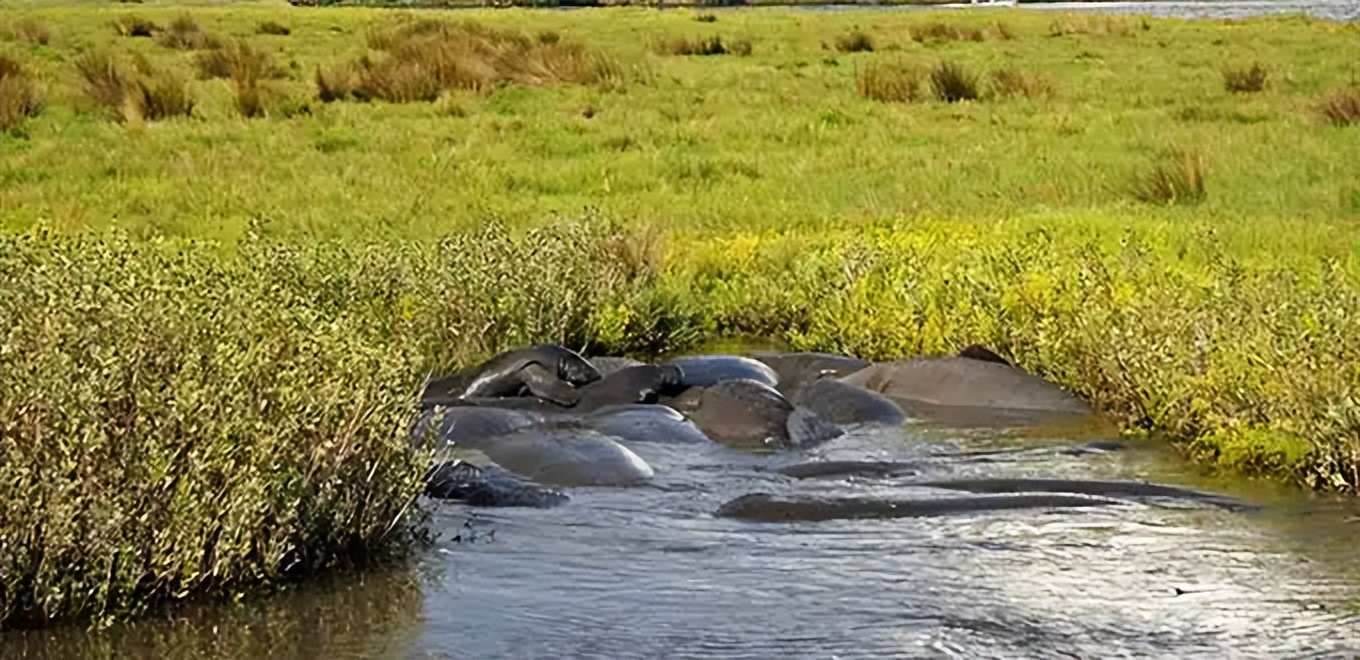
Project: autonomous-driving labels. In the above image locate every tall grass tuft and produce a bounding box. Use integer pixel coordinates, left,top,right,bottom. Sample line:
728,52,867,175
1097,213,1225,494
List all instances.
930,60,980,103
658,35,752,56
112,15,159,38
316,64,359,103
2,18,52,45
194,40,283,82
156,14,222,50
908,21,986,43
74,51,194,123
257,20,292,36
0,55,45,132
1132,146,1207,205
988,67,1055,99
834,30,874,53
856,60,925,103
1222,62,1268,93
334,19,626,103
1318,86,1360,126
1048,15,1135,37
1,18,53,46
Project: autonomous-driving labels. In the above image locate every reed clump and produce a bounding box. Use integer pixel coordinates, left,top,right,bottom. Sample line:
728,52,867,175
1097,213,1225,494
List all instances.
855,60,925,103
834,29,874,53
326,19,625,103
1317,85,1360,126
1222,62,1268,93
0,55,45,132
1131,146,1208,205
74,51,194,122
155,14,222,50
112,15,160,38
1,18,54,45
658,35,752,56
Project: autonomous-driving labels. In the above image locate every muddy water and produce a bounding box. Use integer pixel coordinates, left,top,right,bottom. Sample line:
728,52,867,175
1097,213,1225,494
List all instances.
6,407,1358,660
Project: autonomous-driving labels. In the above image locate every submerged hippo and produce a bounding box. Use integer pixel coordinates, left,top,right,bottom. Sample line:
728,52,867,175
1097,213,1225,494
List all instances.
463,424,656,488
789,377,908,427
584,404,713,445
663,355,780,389
838,351,1090,427
411,405,550,449
421,344,602,407
914,477,1259,511
425,460,570,508
716,492,1128,522
572,364,688,413
669,379,843,451
753,351,872,395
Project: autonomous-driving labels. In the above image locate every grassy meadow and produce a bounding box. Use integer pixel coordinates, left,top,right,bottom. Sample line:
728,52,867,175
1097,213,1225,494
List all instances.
1,0,1358,627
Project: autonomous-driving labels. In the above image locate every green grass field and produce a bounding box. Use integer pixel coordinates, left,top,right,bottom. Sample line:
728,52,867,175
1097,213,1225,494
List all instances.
1,0,1357,628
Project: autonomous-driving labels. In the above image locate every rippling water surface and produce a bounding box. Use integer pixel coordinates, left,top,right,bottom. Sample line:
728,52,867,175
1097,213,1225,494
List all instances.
11,413,1355,660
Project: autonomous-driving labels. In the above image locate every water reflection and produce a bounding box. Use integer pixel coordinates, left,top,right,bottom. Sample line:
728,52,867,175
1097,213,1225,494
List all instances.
1,567,426,660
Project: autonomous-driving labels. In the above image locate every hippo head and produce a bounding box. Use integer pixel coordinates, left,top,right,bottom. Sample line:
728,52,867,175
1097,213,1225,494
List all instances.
558,355,604,386
656,364,687,397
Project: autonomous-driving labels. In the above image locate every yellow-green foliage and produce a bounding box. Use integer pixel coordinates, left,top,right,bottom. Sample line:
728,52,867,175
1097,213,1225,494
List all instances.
661,219,1359,490
0,218,681,628
0,2,1357,627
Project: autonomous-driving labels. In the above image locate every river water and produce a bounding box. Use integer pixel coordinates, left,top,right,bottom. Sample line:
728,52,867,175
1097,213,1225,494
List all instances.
805,0,1360,22
4,0,1359,654
6,404,1359,659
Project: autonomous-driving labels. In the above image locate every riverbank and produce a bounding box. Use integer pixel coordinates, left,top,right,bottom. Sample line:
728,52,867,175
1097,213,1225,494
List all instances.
1,2,1356,628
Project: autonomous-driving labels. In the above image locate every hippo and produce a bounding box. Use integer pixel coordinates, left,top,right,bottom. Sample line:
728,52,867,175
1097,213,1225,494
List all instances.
587,355,647,377
752,351,872,395
913,477,1260,511
789,377,908,427
424,460,570,508
837,352,1091,428
572,364,688,413
421,344,602,408
411,405,547,449
715,492,1128,523
461,423,655,488
668,379,843,451
662,354,779,389
584,404,713,445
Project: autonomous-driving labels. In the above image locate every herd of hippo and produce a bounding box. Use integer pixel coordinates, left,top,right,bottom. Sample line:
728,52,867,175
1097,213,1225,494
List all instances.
411,343,1256,520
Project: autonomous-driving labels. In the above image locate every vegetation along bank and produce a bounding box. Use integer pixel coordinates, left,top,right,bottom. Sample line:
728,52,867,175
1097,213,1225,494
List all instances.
0,1,1356,628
